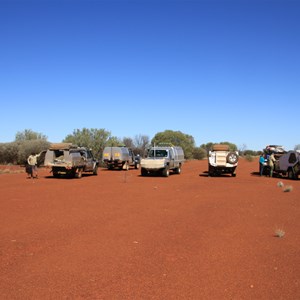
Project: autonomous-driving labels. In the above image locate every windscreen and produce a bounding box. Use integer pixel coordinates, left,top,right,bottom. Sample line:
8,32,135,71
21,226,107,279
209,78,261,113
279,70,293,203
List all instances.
148,150,168,158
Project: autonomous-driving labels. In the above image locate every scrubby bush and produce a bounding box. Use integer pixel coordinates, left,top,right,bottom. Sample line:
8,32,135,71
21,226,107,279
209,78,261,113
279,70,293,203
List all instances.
245,154,254,162
243,150,260,156
0,142,19,164
151,130,195,159
0,140,50,165
192,147,207,160
17,140,50,164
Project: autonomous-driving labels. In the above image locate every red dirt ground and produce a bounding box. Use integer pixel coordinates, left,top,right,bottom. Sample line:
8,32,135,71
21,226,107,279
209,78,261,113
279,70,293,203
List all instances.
1,158,299,299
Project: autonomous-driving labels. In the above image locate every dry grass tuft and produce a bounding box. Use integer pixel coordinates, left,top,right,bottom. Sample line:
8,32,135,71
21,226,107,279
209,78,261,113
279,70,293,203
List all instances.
274,228,285,238
277,181,284,188
0,168,25,174
283,185,293,192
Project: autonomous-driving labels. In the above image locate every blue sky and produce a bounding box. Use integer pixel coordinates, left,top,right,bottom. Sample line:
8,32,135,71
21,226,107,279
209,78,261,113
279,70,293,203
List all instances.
0,0,299,151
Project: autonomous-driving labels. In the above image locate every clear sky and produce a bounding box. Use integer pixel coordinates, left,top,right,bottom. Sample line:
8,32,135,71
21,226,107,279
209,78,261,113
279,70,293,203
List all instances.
0,0,299,151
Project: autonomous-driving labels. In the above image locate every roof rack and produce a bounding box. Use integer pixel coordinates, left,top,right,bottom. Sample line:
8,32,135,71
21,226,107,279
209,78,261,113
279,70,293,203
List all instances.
155,142,174,147
49,143,78,150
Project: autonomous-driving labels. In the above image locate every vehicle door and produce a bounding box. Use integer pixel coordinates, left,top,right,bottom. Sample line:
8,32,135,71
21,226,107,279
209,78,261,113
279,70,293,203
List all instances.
169,149,175,168
84,150,94,171
128,149,134,164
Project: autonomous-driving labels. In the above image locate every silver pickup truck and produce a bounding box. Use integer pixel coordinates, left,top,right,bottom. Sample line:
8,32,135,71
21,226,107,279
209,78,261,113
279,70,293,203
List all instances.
140,145,184,177
44,143,99,178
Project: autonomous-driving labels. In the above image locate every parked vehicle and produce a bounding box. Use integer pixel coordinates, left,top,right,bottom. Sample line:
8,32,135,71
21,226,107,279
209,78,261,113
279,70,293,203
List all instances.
140,145,184,177
264,145,286,156
102,146,139,170
262,150,300,179
44,143,99,178
208,144,239,177
260,145,287,175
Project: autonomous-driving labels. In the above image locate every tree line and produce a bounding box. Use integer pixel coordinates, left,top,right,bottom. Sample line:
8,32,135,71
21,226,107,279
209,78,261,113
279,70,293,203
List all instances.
2,128,292,165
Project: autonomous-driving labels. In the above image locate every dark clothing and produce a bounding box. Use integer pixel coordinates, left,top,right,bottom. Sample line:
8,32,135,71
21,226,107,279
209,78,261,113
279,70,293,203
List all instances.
25,164,33,177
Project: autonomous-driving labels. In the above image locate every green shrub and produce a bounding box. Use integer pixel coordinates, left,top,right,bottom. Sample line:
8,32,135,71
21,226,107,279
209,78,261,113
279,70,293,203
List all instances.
245,154,253,162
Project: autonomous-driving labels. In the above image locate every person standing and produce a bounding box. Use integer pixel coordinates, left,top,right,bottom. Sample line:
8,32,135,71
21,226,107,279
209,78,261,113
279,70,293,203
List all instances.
27,152,40,178
268,152,276,177
259,153,266,176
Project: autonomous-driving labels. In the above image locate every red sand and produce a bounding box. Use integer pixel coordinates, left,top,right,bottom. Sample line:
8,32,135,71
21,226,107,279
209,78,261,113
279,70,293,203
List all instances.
1,158,299,299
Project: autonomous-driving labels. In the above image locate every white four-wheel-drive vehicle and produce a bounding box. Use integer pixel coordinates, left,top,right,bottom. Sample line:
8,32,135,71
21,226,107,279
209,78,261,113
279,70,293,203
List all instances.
44,143,99,178
140,145,184,177
270,150,300,180
208,144,239,177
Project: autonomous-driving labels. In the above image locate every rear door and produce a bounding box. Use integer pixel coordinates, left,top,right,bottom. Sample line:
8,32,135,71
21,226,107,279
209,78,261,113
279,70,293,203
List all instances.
128,149,134,164
169,148,175,168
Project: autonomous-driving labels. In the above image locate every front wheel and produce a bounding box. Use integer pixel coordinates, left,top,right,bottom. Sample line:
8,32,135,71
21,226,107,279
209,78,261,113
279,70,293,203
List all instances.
162,167,169,177
141,168,148,176
53,171,59,178
208,165,215,177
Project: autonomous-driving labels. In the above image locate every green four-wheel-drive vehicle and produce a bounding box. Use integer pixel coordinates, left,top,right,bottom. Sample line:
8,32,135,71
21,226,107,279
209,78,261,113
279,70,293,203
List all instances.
44,143,99,178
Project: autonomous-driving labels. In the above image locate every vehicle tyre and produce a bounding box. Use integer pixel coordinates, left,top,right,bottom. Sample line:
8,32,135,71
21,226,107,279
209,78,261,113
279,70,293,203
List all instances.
232,172,236,177
175,166,181,174
53,171,59,178
162,166,169,177
288,168,296,180
208,165,214,177
141,168,148,176
227,152,238,164
93,165,98,175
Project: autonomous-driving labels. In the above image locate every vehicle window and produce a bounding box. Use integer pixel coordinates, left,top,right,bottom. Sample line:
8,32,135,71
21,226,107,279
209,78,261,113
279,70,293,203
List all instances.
54,150,64,158
148,150,168,157
288,153,296,164
86,151,92,159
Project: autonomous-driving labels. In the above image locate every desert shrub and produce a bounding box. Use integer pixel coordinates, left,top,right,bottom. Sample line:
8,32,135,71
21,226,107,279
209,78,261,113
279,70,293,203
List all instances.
17,140,50,164
151,130,195,159
275,228,285,238
243,150,260,156
0,142,19,164
0,140,50,165
192,147,207,160
245,154,254,162
283,185,293,192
